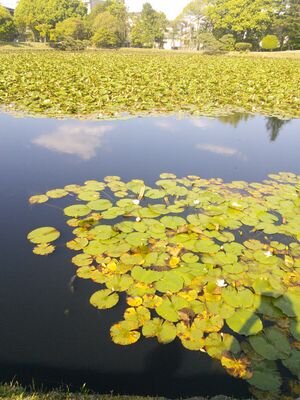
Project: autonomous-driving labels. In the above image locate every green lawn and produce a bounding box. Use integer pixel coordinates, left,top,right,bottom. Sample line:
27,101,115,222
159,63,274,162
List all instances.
0,50,299,119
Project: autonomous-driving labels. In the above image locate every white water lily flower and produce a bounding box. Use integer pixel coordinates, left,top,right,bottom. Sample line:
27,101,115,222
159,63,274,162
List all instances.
216,279,228,287
264,250,273,257
136,217,141,222
132,199,140,205
193,200,200,205
231,201,242,208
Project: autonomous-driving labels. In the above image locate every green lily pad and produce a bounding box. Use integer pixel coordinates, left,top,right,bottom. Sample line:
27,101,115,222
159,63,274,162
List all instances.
64,204,91,217
226,310,263,335
27,226,60,244
142,318,177,344
90,289,119,309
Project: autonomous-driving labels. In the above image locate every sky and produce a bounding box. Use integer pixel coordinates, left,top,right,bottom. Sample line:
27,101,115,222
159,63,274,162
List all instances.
0,0,190,19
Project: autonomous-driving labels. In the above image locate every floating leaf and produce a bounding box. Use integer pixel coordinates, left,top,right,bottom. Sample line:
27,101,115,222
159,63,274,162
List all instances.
155,272,184,293
110,321,140,346
124,306,151,327
142,318,177,344
87,199,112,211
226,310,263,336
46,189,68,199
90,289,119,310
27,227,60,244
64,204,91,217
29,194,48,204
33,243,55,255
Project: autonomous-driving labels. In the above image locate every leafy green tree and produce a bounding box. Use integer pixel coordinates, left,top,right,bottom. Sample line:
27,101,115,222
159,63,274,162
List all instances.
261,34,279,50
219,33,235,50
176,0,211,50
88,0,127,44
207,0,274,42
198,32,222,51
92,11,120,47
0,5,16,41
130,3,167,48
14,0,87,41
54,17,87,40
271,0,300,49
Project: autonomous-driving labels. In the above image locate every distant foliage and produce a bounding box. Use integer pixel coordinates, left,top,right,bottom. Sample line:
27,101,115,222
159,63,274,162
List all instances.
130,3,167,48
219,34,236,51
14,0,87,41
0,5,16,41
261,35,280,50
54,17,87,41
198,32,223,53
235,42,252,51
92,12,120,48
50,37,87,51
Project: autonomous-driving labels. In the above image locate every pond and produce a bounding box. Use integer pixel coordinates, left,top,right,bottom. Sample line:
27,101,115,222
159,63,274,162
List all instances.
0,112,299,399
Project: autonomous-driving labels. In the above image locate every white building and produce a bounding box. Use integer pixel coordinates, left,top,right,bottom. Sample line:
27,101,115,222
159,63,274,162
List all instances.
82,0,103,14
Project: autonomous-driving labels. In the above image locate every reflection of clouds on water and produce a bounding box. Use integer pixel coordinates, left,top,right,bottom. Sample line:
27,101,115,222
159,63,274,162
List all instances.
196,143,247,160
33,124,114,160
155,118,210,131
155,120,176,131
191,119,210,129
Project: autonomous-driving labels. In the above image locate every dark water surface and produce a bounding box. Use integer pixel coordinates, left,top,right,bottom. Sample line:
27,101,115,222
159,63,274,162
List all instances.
0,112,299,398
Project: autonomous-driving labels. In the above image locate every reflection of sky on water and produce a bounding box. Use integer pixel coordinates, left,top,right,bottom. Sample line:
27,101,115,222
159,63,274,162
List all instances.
0,112,300,397
196,143,247,160
33,124,114,160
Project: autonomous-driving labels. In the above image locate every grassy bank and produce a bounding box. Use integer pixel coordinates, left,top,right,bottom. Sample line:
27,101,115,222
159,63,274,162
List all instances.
0,50,299,119
0,384,252,400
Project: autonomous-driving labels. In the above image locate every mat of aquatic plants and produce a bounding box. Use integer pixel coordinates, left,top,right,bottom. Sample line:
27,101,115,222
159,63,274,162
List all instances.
0,51,299,119
27,171,300,400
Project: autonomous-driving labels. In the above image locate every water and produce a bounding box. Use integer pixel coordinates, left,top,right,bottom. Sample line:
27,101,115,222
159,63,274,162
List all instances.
0,112,299,398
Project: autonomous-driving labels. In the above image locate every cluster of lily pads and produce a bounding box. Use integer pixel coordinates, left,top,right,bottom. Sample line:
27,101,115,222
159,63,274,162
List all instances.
27,172,300,399
0,51,299,118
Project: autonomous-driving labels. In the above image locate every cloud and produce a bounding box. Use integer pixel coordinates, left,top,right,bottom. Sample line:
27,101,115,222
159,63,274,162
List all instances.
33,124,114,160
196,143,247,160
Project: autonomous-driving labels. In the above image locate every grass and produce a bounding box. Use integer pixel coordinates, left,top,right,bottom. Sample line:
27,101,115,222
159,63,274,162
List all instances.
0,383,252,400
0,49,299,119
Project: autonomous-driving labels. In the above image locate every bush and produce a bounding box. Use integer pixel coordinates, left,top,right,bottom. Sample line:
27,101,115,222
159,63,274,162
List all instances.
235,42,252,52
198,32,223,54
50,37,87,51
261,35,280,50
219,34,236,51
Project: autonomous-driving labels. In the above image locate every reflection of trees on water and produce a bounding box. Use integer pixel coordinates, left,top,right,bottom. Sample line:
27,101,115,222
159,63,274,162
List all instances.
217,113,291,142
217,113,252,128
266,117,290,142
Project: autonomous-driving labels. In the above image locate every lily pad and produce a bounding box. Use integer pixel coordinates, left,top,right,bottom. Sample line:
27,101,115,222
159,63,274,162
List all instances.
27,227,60,244
90,289,119,310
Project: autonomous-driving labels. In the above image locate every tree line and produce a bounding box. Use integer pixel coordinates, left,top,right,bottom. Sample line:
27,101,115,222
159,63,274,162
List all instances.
0,0,299,50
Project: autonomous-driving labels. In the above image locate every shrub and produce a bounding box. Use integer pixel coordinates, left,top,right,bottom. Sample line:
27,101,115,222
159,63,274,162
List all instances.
261,35,280,50
235,42,252,52
50,37,87,51
219,34,236,51
198,32,223,54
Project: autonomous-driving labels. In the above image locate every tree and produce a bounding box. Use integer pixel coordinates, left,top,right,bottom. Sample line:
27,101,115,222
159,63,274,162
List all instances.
92,11,120,47
176,0,211,50
88,0,127,45
207,0,274,43
270,0,300,49
14,0,87,41
0,5,16,41
130,3,167,48
54,17,87,40
261,34,279,50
